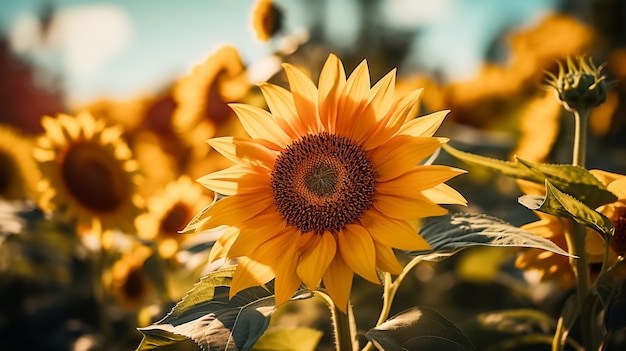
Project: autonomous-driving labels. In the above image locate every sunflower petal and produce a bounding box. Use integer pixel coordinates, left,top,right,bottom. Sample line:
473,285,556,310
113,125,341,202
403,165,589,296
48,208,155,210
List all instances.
208,226,240,262
196,165,270,196
337,224,379,284
282,63,321,132
318,53,346,132
421,183,468,205
374,241,404,274
360,210,430,251
227,209,286,259
350,69,397,143
208,136,277,169
370,136,444,181
397,110,449,138
336,60,370,135
322,255,353,313
297,231,337,289
204,192,273,228
376,165,466,194
230,257,275,298
259,83,306,138
41,116,66,146
229,103,292,148
374,192,448,220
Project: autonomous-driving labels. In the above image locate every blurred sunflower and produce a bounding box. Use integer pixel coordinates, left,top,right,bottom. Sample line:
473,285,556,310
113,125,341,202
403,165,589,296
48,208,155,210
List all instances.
105,244,154,310
136,176,212,259
0,125,40,200
34,112,143,233
251,0,284,42
194,54,466,310
516,171,626,287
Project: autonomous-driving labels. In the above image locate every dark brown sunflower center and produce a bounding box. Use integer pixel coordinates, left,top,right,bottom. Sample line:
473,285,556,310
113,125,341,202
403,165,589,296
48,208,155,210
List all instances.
610,211,626,255
123,268,147,301
270,132,376,233
61,141,127,213
160,202,190,236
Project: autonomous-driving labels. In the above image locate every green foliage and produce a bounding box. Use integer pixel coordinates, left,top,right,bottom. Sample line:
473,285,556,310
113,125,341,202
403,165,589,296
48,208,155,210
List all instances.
519,180,614,241
250,328,323,351
365,306,474,351
136,267,275,351
442,145,617,208
409,212,572,260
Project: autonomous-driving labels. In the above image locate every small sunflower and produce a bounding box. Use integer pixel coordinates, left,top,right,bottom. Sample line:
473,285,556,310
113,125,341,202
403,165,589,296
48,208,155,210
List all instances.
251,0,284,42
194,54,467,310
106,244,154,310
34,112,143,233
0,125,40,200
136,176,212,259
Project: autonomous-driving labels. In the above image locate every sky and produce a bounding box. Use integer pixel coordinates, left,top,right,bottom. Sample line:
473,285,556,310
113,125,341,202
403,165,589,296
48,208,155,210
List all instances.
0,0,559,105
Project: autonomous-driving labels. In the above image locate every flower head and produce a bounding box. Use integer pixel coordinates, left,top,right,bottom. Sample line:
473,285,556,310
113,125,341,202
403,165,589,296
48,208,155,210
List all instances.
34,112,143,233
251,0,284,42
546,56,608,111
105,244,154,310
193,54,466,310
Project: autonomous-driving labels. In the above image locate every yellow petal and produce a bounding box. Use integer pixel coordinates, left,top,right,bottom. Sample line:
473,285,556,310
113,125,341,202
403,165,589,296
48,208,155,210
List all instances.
360,210,430,250
245,225,298,267
259,83,306,138
374,192,448,220
370,136,444,182
230,257,275,298
297,231,337,289
349,69,397,144
196,165,270,196
267,227,302,305
421,183,468,205
376,165,466,195
318,53,346,132
282,63,321,132
208,226,239,262
336,59,370,135
41,116,67,146
208,136,277,169
322,255,353,313
204,192,274,228
228,103,292,148
396,110,449,138
373,241,404,274
337,225,379,284
227,209,286,259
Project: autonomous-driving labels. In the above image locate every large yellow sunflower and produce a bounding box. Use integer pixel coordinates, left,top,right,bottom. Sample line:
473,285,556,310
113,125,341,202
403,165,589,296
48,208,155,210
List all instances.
193,54,466,311
34,112,143,233
136,176,212,259
0,125,40,200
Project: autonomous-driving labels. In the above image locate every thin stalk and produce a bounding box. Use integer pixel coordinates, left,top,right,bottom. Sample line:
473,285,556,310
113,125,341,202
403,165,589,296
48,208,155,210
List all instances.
571,108,589,168
315,291,355,351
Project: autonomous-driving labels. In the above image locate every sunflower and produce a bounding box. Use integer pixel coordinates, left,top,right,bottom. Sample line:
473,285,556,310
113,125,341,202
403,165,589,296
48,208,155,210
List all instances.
34,112,143,233
105,244,154,310
136,176,212,259
193,54,467,311
251,0,284,42
0,125,40,200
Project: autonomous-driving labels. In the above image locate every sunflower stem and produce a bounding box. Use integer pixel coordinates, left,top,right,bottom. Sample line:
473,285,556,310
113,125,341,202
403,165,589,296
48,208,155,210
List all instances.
571,108,589,168
316,291,355,351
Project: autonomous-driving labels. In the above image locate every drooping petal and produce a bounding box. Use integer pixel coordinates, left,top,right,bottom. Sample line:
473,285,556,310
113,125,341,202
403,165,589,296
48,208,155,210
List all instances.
376,165,466,195
370,136,444,181
282,63,321,132
373,241,404,274
227,208,287,259
360,210,430,251
259,83,306,138
264,227,302,305
421,183,468,205
297,231,337,289
204,192,274,228
230,257,275,298
318,53,346,132
208,137,277,169
196,164,270,196
374,192,448,220
337,224,379,284
396,110,449,138
208,226,240,262
229,103,292,148
322,255,353,313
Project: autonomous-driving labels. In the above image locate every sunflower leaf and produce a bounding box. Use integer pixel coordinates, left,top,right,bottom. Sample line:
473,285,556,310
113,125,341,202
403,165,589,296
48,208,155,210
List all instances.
136,266,290,351
442,144,617,208
409,212,572,260
250,327,323,351
518,180,615,241
365,306,474,351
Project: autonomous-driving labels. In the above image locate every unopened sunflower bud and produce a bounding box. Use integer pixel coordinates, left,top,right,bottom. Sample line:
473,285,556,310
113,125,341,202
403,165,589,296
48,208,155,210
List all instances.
546,56,608,111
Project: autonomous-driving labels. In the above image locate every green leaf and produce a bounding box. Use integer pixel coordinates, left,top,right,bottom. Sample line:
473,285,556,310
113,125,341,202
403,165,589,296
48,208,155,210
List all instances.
251,328,323,351
442,144,617,208
136,266,275,351
519,180,614,241
408,212,572,260
365,306,474,351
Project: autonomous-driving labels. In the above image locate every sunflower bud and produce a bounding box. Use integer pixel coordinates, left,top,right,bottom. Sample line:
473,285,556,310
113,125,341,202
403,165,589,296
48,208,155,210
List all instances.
546,56,607,111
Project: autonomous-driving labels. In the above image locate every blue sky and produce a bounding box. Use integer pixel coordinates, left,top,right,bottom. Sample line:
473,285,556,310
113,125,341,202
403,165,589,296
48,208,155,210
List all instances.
0,0,558,105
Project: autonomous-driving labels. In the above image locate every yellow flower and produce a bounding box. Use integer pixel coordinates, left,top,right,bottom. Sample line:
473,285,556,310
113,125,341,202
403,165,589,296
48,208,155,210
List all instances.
251,0,283,42
0,125,40,200
34,112,143,233
136,176,212,259
194,54,466,311
106,244,154,310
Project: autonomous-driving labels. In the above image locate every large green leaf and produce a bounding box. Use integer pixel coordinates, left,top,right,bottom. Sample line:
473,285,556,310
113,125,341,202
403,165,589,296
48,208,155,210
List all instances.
408,212,572,260
136,267,286,351
442,144,616,208
251,327,323,351
365,306,474,351
519,180,614,241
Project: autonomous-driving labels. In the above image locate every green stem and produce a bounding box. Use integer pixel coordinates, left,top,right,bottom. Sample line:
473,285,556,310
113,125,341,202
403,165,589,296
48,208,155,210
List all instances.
316,291,354,351
572,108,589,168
